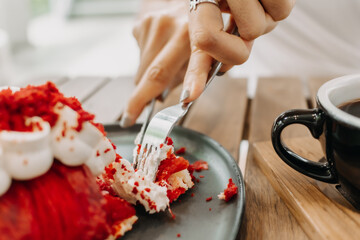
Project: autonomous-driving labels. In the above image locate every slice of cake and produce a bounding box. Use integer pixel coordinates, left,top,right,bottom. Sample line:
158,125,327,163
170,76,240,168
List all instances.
100,138,194,213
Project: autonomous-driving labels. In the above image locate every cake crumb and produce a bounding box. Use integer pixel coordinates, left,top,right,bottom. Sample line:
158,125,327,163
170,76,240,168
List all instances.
218,178,238,202
177,233,181,238
175,147,186,155
206,196,212,202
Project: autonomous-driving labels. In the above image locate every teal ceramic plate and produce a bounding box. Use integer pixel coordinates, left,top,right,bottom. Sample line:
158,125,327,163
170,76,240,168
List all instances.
104,124,245,240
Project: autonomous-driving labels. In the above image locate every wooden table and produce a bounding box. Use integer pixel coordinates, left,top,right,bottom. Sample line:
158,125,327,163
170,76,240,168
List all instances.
25,74,339,239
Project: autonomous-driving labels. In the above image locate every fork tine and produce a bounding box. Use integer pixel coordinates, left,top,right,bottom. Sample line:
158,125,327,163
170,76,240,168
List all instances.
136,144,148,171
142,145,151,175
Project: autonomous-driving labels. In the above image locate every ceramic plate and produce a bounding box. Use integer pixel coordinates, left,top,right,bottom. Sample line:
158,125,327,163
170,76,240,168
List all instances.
104,124,245,240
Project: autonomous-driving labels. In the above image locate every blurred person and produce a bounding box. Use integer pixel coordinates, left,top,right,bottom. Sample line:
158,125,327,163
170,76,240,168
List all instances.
120,0,360,127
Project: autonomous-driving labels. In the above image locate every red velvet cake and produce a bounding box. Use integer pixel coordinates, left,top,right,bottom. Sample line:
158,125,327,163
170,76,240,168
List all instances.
0,82,194,239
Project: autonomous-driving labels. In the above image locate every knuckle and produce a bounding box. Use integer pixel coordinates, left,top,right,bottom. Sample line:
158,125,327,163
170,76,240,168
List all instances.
268,1,294,21
240,25,264,40
153,13,174,28
147,66,169,86
192,29,215,51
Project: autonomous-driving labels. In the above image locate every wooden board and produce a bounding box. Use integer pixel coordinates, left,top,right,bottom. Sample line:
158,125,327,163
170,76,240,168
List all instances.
240,77,309,240
154,84,183,113
82,77,135,123
58,76,109,102
253,137,360,240
183,76,247,160
249,77,310,142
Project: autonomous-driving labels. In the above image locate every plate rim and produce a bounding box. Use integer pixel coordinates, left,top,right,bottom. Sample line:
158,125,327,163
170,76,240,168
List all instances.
103,123,245,240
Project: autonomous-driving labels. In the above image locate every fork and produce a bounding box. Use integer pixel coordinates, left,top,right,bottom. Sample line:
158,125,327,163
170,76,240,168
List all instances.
133,59,223,180
134,27,239,181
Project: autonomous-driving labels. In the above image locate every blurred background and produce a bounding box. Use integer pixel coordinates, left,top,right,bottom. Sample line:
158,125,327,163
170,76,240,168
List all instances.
0,0,140,85
0,0,359,89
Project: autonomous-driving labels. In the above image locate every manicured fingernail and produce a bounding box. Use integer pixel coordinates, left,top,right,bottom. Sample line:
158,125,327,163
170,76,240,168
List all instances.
180,89,190,103
216,72,225,76
120,112,134,128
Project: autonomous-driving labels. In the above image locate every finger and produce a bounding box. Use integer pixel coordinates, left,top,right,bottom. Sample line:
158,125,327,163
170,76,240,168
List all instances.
181,49,213,103
121,31,190,127
218,64,234,74
134,15,177,85
189,3,252,66
169,61,188,89
227,0,277,40
260,0,296,21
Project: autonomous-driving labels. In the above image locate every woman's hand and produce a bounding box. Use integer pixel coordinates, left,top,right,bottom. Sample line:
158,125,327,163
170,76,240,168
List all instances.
121,1,190,127
120,0,295,127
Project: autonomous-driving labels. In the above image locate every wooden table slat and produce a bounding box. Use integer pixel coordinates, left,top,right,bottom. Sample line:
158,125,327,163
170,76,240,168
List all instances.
82,77,135,123
253,138,360,240
249,77,310,142
58,76,109,102
21,76,69,87
183,76,247,160
240,77,310,240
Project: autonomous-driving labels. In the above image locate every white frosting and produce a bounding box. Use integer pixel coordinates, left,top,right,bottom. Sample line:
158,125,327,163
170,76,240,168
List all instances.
0,104,117,196
218,192,226,200
0,118,53,185
109,158,169,214
132,143,173,179
106,215,138,240
168,169,194,192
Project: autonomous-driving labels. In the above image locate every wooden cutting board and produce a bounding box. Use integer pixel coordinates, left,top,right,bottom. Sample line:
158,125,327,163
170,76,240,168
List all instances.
253,137,360,240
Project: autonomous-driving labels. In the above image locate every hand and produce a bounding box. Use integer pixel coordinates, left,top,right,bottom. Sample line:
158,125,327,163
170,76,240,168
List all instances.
121,1,190,127
120,0,295,127
184,0,295,102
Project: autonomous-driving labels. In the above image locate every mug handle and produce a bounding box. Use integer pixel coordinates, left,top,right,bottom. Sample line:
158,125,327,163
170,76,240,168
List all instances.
271,109,337,183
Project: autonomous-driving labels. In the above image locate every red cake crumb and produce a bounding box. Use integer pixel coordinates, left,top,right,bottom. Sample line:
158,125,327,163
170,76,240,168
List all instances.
0,82,99,132
177,233,181,238
165,137,173,146
175,147,186,155
136,144,141,154
220,178,238,202
209,208,212,211
206,197,212,202
191,193,194,197
156,154,189,183
188,160,208,180
168,207,176,219
199,175,204,178
104,164,117,180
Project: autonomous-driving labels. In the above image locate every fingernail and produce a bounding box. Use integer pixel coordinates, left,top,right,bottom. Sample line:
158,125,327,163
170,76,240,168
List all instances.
180,89,190,103
216,72,225,76
120,112,135,128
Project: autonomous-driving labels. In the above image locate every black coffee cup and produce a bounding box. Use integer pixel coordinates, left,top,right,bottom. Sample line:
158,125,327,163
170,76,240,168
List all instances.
271,75,360,205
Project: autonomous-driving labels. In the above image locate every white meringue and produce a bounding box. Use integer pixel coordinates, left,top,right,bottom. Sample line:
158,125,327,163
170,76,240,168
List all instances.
0,104,117,196
0,118,53,180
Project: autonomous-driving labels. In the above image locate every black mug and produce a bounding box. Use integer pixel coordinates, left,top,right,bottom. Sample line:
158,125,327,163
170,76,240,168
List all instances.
272,75,360,205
